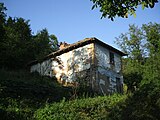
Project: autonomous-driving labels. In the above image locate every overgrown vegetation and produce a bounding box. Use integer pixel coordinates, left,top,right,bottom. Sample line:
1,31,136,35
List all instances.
1,69,160,120
120,80,160,120
0,69,72,120
115,23,160,93
113,22,160,119
34,94,127,120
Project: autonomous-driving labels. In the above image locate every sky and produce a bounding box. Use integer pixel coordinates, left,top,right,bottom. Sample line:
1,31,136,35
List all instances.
1,0,160,49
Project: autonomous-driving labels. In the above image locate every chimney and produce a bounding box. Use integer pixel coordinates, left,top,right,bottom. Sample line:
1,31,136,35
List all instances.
59,42,70,50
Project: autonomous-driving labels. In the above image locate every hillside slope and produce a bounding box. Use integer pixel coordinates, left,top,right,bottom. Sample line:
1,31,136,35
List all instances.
0,69,72,120
1,69,159,120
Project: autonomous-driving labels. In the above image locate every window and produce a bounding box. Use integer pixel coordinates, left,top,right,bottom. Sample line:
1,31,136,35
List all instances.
116,77,123,93
109,52,114,65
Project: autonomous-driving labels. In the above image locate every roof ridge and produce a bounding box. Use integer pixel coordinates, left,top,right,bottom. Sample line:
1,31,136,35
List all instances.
27,37,127,66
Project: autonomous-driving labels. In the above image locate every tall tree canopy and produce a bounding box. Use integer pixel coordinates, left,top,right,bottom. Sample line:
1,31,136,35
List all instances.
0,3,7,24
0,3,59,69
115,23,160,92
1,17,33,69
33,29,58,61
90,0,158,20
142,23,160,85
0,3,7,47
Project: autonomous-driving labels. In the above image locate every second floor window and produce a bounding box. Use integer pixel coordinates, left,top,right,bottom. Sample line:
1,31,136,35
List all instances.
109,52,114,65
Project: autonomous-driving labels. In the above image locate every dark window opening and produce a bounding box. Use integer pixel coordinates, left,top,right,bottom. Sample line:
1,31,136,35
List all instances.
109,52,114,65
116,77,123,93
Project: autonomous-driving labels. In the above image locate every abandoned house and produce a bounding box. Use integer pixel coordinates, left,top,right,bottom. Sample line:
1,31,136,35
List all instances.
29,37,126,95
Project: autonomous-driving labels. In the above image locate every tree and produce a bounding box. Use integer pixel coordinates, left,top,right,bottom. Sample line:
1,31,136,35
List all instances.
120,79,160,120
90,0,158,20
1,19,59,69
115,24,145,92
33,29,58,61
141,23,160,85
115,23,160,92
49,34,59,51
0,3,7,24
1,17,33,69
0,3,7,55
0,3,59,69
115,24,146,60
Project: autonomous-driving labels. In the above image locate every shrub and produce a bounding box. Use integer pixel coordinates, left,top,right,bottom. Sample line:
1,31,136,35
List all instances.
0,69,72,120
34,94,127,120
119,80,160,120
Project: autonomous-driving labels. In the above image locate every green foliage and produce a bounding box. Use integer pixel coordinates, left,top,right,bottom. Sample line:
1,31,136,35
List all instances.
0,69,128,120
0,3,7,47
1,17,33,69
115,24,145,59
0,2,7,23
34,94,127,120
1,69,160,120
141,23,160,85
90,0,158,20
115,22,160,92
33,29,58,61
115,24,145,92
124,72,142,93
104,80,160,120
120,80,160,120
113,23,160,119
0,69,72,120
0,3,59,69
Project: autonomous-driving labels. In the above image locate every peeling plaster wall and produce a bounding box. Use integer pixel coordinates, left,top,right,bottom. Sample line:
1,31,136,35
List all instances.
30,59,53,77
51,43,94,86
30,44,94,86
95,43,123,94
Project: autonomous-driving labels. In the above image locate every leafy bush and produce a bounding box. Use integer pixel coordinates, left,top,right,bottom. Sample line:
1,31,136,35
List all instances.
119,80,160,120
34,94,127,120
